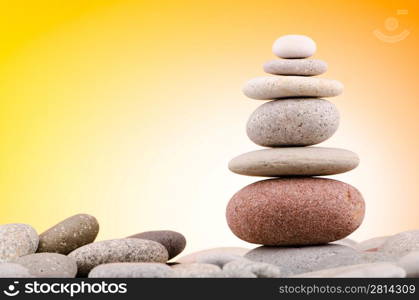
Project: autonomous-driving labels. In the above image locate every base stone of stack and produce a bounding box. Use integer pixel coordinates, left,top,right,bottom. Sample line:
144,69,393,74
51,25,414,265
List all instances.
226,178,365,246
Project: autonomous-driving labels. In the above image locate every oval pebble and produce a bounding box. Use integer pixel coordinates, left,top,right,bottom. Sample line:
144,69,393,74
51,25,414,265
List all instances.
37,214,99,255
227,178,365,246
228,147,359,177
246,99,339,147
293,263,406,278
68,238,168,276
223,259,281,278
264,59,327,76
272,35,316,58
128,230,186,260
242,76,343,100
172,263,223,278
0,263,33,278
378,230,419,258
245,244,363,277
89,263,175,278
15,253,77,278
0,224,38,262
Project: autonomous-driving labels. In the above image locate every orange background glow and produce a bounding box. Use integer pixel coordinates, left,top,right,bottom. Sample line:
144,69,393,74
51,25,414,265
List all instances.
1,0,418,254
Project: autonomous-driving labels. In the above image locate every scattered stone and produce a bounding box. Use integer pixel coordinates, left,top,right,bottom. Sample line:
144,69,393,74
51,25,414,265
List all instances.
397,251,419,278
227,178,365,246
228,147,359,177
15,253,77,278
176,247,249,264
272,35,316,58
356,236,388,252
293,263,406,278
196,253,243,268
172,263,223,278
242,76,343,100
89,263,175,278
246,99,339,147
128,230,186,260
0,224,38,262
378,230,419,257
264,59,327,76
223,259,281,278
0,263,33,278
68,238,168,276
37,214,99,255
245,244,363,277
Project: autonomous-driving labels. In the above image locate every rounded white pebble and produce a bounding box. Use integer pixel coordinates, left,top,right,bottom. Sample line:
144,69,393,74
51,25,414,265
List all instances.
273,35,316,58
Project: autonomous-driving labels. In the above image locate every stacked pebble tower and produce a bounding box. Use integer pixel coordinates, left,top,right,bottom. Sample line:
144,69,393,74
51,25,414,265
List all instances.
226,35,366,246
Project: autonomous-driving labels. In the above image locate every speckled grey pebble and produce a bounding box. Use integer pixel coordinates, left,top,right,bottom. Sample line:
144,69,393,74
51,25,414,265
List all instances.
176,247,249,264
246,99,339,147
172,263,223,278
0,224,38,262
356,236,389,252
0,263,33,278
15,253,77,278
242,76,343,100
196,253,243,268
89,263,175,278
378,230,419,258
264,59,327,76
397,251,419,278
229,147,359,177
223,259,281,278
293,263,406,278
128,230,186,260
68,238,168,276
37,214,99,255
245,244,363,277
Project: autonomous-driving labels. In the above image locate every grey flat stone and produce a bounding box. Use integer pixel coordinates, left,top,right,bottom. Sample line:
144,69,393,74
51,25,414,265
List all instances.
229,147,359,177
378,230,419,257
172,263,223,278
0,224,38,262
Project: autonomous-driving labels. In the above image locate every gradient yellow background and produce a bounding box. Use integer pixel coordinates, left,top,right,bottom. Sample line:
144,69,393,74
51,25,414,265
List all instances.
1,0,418,254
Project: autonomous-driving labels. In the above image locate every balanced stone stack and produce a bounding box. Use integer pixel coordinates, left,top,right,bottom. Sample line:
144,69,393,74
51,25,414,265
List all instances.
226,35,366,247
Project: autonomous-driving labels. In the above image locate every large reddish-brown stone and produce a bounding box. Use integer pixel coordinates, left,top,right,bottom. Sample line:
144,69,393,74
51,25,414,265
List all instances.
226,178,365,246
